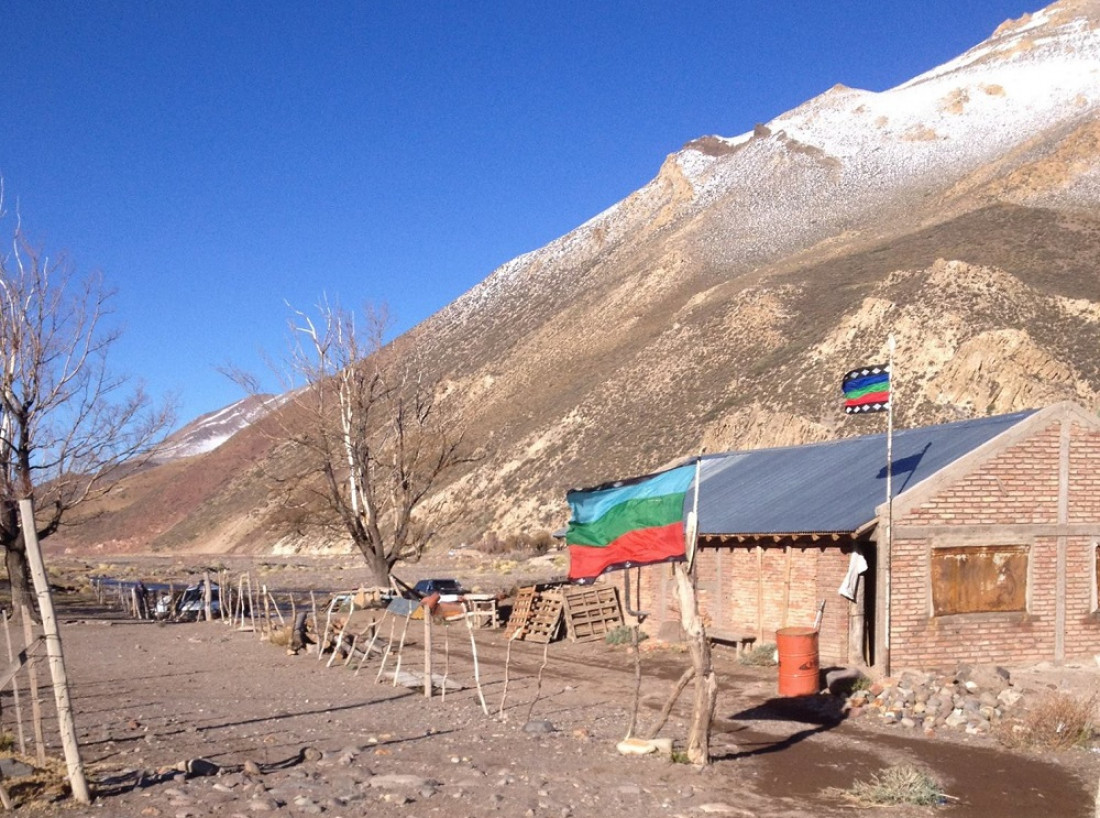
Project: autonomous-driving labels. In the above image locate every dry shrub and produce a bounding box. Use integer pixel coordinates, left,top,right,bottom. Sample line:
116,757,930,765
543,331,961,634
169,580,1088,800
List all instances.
997,691,1097,751
827,764,945,807
474,531,555,556
268,625,293,647
738,642,778,666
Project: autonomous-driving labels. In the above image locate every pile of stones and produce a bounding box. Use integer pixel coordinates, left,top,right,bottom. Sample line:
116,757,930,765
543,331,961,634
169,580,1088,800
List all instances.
841,663,1025,736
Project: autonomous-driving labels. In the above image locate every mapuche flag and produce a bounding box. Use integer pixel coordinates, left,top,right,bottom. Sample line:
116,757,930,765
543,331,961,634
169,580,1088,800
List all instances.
842,363,890,414
566,463,696,584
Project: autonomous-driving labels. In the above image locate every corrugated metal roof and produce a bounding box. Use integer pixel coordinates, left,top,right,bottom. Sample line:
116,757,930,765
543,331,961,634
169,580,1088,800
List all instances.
692,410,1036,536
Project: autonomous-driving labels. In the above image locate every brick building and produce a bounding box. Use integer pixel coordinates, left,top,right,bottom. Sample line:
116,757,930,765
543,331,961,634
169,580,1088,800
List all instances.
631,401,1100,673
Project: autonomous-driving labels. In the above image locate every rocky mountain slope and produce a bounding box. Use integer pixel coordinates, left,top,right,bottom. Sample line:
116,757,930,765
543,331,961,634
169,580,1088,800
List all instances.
52,0,1100,556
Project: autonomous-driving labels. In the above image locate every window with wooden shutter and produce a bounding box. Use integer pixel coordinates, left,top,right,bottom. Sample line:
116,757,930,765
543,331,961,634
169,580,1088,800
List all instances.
930,544,1028,616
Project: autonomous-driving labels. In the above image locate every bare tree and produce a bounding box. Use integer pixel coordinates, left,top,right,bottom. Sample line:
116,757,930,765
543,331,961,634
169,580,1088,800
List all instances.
0,198,175,610
252,300,475,586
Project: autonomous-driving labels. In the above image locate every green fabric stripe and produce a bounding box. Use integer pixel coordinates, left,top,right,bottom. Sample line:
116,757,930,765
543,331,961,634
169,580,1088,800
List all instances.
844,380,889,399
566,492,686,547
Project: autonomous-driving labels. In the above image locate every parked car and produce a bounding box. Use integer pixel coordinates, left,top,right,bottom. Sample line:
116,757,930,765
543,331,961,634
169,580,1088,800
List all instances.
155,581,221,620
411,578,466,599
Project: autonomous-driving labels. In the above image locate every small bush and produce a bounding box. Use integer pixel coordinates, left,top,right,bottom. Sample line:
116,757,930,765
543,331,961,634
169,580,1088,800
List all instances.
473,530,556,556
828,764,945,807
997,691,1097,751
738,642,778,666
605,626,648,646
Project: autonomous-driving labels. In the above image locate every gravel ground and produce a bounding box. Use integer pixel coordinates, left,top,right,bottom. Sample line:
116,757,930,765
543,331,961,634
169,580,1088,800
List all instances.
4,558,1099,817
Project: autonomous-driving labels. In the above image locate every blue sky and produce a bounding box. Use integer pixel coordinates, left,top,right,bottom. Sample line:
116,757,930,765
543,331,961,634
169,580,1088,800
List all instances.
2,1,1039,428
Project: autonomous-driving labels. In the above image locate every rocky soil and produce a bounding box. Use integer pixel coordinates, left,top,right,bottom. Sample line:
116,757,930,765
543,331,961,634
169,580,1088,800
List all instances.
4,558,1100,817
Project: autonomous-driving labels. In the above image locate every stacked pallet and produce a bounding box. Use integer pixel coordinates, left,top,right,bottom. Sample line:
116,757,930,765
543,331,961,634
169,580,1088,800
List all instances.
506,584,623,643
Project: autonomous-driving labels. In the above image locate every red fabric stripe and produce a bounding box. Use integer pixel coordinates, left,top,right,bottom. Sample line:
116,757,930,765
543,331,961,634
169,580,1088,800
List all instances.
568,521,685,582
845,390,889,407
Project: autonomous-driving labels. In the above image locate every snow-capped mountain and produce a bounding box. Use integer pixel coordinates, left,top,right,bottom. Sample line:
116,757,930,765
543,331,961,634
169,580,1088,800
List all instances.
153,393,284,462
55,0,1100,556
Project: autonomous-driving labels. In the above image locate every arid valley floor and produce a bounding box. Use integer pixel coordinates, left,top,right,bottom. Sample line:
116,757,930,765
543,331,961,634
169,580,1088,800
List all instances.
4,556,1100,818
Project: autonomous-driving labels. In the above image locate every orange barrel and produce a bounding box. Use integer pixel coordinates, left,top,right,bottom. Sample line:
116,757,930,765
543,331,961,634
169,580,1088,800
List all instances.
775,627,820,696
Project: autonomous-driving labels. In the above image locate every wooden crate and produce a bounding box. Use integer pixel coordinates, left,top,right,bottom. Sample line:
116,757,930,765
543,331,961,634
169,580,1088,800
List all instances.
562,585,623,642
505,586,536,639
522,590,564,643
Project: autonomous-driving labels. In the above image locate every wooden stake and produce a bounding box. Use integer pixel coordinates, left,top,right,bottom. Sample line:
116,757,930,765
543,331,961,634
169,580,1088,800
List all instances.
236,575,246,628
355,614,384,675
524,637,550,723
625,624,642,739
466,614,489,715
375,616,397,683
262,584,271,640
441,622,450,702
20,605,45,764
644,665,695,740
392,613,412,686
327,601,354,668
756,545,764,641
782,545,793,629
267,590,285,626
19,498,91,803
309,591,318,644
498,630,519,718
423,606,433,699
203,571,213,622
3,611,26,755
247,575,258,636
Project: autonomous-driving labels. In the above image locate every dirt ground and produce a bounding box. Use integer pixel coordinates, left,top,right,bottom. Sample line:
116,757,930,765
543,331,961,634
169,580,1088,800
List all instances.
5,556,1100,817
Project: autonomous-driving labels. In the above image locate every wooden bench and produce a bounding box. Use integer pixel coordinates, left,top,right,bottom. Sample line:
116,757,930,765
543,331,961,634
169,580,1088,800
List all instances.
707,630,757,657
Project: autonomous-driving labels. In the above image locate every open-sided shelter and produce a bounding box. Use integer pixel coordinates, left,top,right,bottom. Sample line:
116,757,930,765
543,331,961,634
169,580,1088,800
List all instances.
633,401,1100,672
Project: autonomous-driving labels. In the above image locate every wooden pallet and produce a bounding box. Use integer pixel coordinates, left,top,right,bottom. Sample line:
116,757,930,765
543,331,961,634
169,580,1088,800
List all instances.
522,590,564,643
505,586,536,639
562,585,623,642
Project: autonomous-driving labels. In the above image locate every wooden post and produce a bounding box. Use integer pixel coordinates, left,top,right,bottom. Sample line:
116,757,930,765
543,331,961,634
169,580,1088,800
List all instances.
673,561,717,765
203,571,213,622
3,612,27,755
327,601,354,668
375,616,397,683
441,622,450,702
756,545,764,641
262,585,272,641
18,498,91,803
392,612,411,686
20,605,45,764
782,545,793,629
423,607,432,699
236,575,246,628
465,614,488,715
247,575,258,636
355,614,383,675
524,638,551,723
267,590,286,626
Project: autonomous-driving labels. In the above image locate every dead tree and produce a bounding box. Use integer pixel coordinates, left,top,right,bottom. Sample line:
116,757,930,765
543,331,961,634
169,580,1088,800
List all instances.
0,190,174,612
230,300,478,587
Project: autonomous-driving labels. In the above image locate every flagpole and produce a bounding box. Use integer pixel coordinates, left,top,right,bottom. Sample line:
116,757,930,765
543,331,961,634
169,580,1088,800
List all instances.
686,453,703,573
884,335,896,675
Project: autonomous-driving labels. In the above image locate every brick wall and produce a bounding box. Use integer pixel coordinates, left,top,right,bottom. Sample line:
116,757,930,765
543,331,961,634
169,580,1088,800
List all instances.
890,418,1100,667
636,543,857,666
